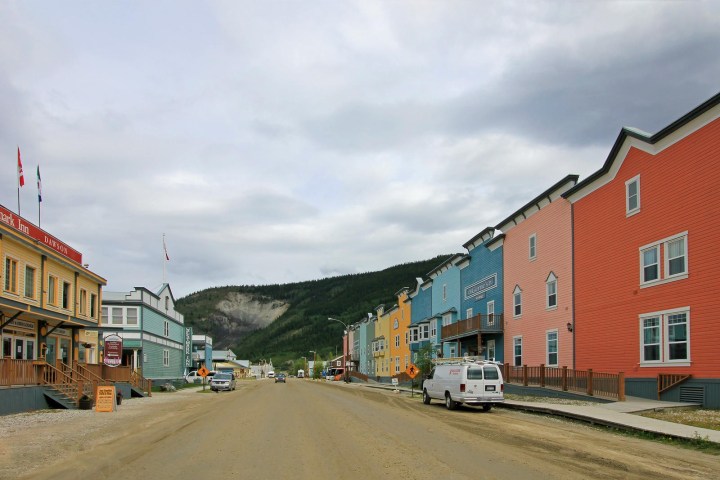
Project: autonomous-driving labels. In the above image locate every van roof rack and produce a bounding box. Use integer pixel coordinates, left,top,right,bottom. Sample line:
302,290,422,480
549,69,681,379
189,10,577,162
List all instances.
432,356,504,366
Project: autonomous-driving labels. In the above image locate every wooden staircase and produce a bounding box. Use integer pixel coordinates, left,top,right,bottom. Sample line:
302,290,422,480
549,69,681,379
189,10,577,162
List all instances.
658,373,692,398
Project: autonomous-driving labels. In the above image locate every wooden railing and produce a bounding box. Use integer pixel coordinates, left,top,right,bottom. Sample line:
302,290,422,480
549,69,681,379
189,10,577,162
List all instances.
0,359,39,386
42,362,92,404
129,370,152,396
658,373,691,398
504,364,625,401
441,314,504,340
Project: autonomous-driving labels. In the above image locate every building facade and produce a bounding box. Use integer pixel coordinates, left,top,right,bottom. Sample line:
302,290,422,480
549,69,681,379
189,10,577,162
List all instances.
101,284,189,382
564,93,720,407
499,176,577,369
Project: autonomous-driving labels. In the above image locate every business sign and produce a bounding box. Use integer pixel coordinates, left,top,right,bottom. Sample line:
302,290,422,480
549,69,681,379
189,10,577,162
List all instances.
103,334,123,367
0,205,83,264
464,274,497,299
95,386,117,412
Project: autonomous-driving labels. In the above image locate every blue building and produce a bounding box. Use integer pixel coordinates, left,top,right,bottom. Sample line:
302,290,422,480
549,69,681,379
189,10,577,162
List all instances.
407,276,434,364
456,227,505,361
427,254,466,358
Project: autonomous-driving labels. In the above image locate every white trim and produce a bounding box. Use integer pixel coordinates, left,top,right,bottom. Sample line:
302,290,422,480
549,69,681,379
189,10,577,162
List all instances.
639,232,688,287
546,272,558,310
625,175,641,217
529,234,537,261
513,285,522,318
638,306,690,366
546,329,559,367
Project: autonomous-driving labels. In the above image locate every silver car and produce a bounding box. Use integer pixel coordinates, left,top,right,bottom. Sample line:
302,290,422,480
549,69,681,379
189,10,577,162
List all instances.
210,373,236,392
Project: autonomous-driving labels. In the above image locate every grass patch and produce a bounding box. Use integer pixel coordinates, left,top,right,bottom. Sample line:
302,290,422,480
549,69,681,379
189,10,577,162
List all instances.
639,408,720,431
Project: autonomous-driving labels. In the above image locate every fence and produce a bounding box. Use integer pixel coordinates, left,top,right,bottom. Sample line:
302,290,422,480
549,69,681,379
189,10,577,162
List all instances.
504,364,625,401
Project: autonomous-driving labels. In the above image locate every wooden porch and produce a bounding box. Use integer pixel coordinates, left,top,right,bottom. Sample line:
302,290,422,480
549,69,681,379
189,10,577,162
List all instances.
441,313,504,340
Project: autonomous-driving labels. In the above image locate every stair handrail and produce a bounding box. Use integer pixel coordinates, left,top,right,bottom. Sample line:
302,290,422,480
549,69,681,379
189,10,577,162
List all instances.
43,362,91,404
129,370,152,397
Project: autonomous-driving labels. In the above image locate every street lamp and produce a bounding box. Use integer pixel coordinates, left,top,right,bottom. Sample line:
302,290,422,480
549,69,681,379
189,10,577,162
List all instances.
328,317,350,382
309,350,316,379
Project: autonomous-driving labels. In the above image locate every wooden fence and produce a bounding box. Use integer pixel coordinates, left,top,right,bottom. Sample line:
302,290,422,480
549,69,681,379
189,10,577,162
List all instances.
504,364,625,401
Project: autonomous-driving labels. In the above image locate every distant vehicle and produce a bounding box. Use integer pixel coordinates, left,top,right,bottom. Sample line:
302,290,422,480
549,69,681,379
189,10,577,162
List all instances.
185,370,217,384
267,371,275,378
297,369,305,378
275,373,286,383
422,358,504,411
210,372,237,392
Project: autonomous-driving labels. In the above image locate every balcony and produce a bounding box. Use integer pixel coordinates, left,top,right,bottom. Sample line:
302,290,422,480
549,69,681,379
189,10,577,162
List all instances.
441,314,504,340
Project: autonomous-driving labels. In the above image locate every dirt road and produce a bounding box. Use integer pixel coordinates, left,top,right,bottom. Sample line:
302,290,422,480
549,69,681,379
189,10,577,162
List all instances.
3,380,718,479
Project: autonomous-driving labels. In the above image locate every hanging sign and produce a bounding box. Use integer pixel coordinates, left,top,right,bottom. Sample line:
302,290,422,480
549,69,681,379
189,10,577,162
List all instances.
104,334,123,367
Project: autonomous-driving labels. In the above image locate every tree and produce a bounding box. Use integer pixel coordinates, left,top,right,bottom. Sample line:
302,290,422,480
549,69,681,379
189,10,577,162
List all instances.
416,343,436,377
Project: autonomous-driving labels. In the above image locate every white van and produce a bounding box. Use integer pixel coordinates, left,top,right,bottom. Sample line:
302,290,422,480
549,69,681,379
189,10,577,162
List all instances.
297,369,305,378
422,358,504,411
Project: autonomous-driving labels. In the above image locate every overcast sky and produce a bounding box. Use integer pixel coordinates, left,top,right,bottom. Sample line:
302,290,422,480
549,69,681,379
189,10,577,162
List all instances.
1,1,718,298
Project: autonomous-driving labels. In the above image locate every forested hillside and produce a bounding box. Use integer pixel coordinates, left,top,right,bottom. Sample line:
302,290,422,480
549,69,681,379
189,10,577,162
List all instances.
175,255,452,366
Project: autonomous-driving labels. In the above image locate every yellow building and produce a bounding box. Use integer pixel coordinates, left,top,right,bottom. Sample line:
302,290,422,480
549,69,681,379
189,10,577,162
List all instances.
388,288,411,377
373,304,391,379
1,205,106,370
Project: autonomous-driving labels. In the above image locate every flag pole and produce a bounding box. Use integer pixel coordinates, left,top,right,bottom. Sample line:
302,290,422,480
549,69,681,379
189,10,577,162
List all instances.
37,165,42,228
17,147,24,215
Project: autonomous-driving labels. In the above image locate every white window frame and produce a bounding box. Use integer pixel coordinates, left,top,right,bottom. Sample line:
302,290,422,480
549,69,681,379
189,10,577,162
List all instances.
486,339,496,361
442,313,452,327
487,301,495,326
442,284,447,301
431,321,437,338
466,308,473,319
639,307,690,366
24,264,36,299
513,285,522,318
546,272,557,310
513,336,522,367
639,232,688,288
395,335,400,348
625,175,640,216
529,234,537,260
641,245,660,284
394,356,400,373
163,349,169,367
546,330,558,366
164,320,170,337
420,324,429,340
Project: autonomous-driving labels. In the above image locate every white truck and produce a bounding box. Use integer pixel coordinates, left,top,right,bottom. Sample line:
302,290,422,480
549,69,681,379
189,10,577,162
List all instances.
422,357,504,411
297,369,305,378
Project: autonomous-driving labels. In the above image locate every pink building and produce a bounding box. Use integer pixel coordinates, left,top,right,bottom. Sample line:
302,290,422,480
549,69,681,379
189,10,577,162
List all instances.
499,175,577,369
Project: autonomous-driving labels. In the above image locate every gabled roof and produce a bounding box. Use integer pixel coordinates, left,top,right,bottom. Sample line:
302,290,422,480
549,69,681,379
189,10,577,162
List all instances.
496,174,579,232
563,92,720,201
426,253,467,278
462,227,495,252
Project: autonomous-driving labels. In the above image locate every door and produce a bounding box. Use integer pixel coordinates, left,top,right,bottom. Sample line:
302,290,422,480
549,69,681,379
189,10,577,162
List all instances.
59,338,70,366
46,337,57,366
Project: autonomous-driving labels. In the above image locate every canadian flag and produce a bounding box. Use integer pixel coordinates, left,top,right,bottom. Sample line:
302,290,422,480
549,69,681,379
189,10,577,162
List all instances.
17,147,25,187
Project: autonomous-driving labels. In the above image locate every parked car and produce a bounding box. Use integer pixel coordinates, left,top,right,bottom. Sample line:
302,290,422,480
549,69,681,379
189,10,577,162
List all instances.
267,371,275,378
185,370,217,384
210,372,237,392
275,373,286,383
422,359,504,411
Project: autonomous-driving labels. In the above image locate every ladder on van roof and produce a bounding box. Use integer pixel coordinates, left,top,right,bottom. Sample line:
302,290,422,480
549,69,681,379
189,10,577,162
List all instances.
432,356,503,366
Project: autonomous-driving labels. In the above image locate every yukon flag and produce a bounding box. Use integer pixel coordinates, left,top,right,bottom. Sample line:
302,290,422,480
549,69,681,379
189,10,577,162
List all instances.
37,165,42,202
17,147,25,187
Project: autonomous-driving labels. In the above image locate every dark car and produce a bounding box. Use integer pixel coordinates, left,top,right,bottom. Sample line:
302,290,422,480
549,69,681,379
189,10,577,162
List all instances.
210,372,237,391
275,373,286,383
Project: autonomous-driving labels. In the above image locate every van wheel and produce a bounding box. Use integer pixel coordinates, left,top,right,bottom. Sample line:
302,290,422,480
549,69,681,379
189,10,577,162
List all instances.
423,389,431,405
445,393,457,410
482,404,492,412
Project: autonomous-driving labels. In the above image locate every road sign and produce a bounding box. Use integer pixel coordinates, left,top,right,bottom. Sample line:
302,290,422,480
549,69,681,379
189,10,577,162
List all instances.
406,363,419,378
197,366,209,377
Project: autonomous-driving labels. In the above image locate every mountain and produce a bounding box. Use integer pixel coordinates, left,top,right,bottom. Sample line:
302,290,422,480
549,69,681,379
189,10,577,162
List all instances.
175,255,452,366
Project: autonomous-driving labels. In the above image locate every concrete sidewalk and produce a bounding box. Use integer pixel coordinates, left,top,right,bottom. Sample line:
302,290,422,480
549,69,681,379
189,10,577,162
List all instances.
500,396,720,444
358,382,719,444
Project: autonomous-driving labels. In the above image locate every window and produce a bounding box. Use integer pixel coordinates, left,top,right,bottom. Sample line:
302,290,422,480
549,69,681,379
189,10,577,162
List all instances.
626,175,640,215
164,321,170,337
395,335,400,348
395,357,400,373
101,307,109,324
163,349,170,367
466,308,473,319
112,307,123,325
405,331,409,344
62,282,71,309
513,337,522,367
529,234,537,260
410,327,418,343
126,308,138,325
24,265,36,298
513,285,522,317
442,284,447,301
4,257,18,293
487,301,495,326
640,233,688,287
442,313,452,327
79,289,87,315
48,275,58,305
641,246,659,283
640,308,689,365
547,330,558,366
90,293,97,318
431,322,437,338
546,272,557,309
487,339,496,361
420,324,429,340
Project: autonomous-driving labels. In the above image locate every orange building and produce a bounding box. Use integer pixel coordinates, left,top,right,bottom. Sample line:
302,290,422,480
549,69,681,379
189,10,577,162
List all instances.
564,93,720,406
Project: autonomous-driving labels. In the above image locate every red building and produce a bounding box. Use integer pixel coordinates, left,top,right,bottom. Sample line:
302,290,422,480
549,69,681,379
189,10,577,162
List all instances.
564,93,720,407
